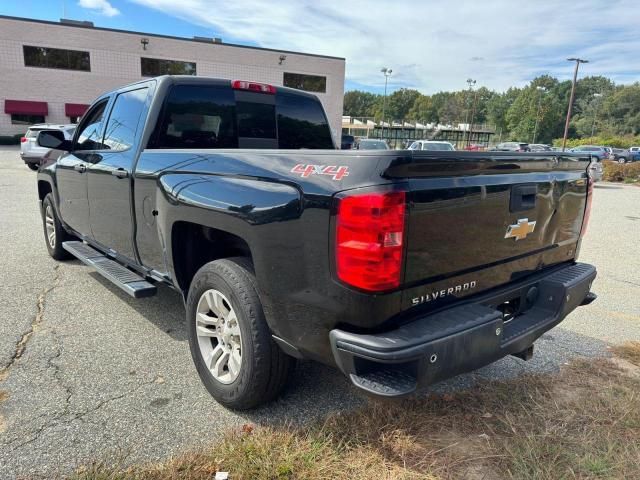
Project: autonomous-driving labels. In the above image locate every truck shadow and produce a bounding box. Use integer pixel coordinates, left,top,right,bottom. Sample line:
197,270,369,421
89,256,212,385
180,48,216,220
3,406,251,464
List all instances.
86,270,608,426
88,271,187,341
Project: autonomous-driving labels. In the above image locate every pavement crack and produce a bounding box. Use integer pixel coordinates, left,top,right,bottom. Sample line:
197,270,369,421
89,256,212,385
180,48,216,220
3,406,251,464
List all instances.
4,378,155,452
0,265,61,381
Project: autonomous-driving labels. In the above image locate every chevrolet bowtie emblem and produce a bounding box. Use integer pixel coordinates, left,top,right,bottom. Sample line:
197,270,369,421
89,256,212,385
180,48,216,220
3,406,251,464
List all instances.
505,218,536,241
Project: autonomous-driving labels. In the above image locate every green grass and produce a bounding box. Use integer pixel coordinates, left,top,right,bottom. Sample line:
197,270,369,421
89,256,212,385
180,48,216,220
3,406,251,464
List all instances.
72,345,640,480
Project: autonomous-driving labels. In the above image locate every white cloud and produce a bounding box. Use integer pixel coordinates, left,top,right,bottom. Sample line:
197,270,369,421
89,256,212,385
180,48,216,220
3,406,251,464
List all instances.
130,0,640,92
78,0,120,17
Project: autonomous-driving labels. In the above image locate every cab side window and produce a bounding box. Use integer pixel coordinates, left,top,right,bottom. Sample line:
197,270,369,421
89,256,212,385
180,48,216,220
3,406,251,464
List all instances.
74,100,108,151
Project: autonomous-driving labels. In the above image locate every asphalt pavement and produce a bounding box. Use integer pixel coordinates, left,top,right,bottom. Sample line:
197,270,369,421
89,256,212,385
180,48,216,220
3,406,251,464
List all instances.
1,146,638,478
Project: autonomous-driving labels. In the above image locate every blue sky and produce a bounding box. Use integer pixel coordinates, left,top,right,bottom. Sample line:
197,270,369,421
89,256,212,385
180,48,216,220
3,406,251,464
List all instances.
2,0,639,94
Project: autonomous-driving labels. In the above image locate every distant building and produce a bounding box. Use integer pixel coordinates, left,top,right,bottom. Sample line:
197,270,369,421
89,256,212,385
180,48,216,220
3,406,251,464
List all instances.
342,116,495,149
0,15,345,137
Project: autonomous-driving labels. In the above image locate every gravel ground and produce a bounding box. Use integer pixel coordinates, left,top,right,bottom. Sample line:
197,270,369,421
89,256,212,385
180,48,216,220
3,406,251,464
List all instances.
0,147,638,478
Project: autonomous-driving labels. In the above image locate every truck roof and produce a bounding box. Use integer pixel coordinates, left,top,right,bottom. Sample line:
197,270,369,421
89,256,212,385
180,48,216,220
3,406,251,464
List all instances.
107,75,321,101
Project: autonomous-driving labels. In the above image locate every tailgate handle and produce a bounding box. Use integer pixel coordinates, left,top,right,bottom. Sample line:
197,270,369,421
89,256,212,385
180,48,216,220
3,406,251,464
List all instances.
510,184,537,212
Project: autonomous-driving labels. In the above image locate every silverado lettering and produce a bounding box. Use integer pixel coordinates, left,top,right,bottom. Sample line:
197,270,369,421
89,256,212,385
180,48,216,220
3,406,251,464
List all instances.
35,76,597,410
412,281,478,305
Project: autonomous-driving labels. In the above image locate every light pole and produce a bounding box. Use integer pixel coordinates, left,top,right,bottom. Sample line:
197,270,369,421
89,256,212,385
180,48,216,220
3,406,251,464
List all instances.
465,78,476,147
591,93,603,138
532,86,546,144
381,67,392,141
562,57,589,151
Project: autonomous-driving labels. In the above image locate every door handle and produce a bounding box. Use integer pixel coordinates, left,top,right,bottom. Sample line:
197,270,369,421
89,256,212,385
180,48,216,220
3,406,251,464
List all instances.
74,164,87,173
111,168,128,179
510,184,537,212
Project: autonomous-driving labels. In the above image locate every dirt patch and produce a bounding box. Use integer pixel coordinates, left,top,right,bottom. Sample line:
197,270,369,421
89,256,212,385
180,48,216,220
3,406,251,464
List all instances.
612,341,640,366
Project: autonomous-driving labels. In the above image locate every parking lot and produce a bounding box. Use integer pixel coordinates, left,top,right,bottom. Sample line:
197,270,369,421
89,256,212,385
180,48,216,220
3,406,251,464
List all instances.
0,146,639,478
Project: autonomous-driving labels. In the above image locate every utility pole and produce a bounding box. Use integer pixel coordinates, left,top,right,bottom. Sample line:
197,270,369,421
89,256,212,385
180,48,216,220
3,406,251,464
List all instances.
562,58,589,151
532,86,546,144
381,67,392,141
465,78,476,147
591,93,602,138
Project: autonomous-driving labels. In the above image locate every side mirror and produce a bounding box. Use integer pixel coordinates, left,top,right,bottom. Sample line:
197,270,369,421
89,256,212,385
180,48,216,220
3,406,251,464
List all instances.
37,130,71,151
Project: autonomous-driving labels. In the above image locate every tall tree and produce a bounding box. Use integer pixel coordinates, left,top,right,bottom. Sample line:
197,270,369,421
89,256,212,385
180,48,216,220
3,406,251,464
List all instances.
343,90,379,117
408,95,437,123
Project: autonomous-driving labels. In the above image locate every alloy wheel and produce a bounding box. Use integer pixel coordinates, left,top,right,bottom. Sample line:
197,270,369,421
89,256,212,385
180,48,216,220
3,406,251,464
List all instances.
195,289,242,384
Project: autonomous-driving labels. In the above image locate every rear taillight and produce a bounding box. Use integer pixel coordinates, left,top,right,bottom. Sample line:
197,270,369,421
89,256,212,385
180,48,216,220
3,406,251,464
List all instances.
580,178,594,237
335,191,406,292
231,80,276,94
20,137,27,143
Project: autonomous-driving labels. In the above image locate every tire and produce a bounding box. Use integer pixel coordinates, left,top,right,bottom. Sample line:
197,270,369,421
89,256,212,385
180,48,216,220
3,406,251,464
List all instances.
186,257,295,410
26,163,39,171
618,157,626,164
41,193,72,260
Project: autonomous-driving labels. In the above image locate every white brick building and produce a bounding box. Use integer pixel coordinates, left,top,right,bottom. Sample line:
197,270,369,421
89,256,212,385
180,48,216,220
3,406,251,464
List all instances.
0,15,345,138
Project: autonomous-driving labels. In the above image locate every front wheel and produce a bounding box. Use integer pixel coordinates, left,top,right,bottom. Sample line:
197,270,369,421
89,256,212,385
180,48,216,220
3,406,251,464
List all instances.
618,157,627,164
186,258,295,410
26,163,39,171
41,194,72,260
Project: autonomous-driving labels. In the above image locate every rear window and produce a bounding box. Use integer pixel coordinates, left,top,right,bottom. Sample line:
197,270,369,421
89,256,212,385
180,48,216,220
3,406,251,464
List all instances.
276,93,333,149
237,101,276,139
26,128,43,138
151,84,332,150
422,142,453,151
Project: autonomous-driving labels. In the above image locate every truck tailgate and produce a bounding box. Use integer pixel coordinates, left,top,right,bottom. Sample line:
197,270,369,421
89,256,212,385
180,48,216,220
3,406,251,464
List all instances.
384,152,591,310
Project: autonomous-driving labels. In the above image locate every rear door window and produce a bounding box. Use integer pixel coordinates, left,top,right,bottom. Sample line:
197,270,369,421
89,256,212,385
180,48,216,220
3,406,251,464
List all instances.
152,85,238,149
103,87,149,150
276,93,333,149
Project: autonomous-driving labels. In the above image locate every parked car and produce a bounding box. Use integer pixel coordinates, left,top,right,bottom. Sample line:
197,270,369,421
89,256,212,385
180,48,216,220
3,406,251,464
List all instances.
613,149,640,163
21,124,76,170
464,144,484,151
356,139,389,150
341,134,355,150
36,76,597,409
493,142,530,152
529,144,552,152
408,140,455,151
568,145,608,161
629,146,640,153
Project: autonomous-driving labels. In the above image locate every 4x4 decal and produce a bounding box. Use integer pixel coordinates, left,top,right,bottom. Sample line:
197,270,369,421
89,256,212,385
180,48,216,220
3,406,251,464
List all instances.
291,164,349,181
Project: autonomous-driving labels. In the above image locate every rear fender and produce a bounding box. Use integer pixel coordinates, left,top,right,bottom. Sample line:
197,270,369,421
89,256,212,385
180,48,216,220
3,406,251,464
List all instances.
156,173,303,311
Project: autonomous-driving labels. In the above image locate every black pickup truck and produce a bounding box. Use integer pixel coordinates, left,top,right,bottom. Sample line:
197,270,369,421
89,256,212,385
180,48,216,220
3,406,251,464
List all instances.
36,76,597,409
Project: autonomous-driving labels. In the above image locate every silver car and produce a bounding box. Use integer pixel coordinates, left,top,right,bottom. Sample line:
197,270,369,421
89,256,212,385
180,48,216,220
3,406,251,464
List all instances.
21,124,76,171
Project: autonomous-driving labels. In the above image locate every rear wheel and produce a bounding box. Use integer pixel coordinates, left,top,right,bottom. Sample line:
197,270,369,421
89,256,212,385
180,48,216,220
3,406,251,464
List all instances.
41,194,72,260
186,258,295,410
618,157,627,164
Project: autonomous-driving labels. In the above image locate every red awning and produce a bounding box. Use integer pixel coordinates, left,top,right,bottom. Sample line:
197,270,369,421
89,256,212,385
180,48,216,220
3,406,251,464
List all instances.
65,103,89,117
4,99,48,116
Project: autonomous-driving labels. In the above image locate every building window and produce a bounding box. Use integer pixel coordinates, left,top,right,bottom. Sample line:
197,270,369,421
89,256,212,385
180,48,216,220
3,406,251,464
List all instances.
23,45,90,72
141,57,196,76
283,72,327,93
11,114,45,125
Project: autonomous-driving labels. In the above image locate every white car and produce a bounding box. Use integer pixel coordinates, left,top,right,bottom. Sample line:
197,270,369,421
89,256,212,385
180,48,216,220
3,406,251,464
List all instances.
20,124,76,171
408,140,455,151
